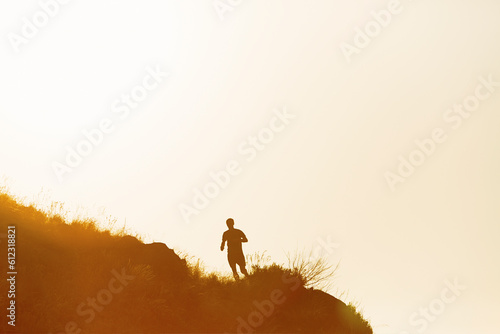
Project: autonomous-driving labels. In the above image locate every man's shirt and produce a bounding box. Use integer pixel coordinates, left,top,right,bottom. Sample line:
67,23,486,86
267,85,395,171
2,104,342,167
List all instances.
222,229,247,254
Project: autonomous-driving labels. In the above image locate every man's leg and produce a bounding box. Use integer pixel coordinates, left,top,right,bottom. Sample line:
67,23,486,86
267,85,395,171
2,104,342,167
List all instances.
237,256,249,276
239,263,249,276
228,253,239,279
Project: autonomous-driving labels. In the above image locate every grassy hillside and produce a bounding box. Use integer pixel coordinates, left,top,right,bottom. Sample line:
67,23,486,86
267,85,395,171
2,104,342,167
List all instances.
0,192,372,333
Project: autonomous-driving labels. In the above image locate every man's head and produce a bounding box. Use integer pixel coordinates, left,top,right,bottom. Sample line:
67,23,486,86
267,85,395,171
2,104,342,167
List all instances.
226,218,235,229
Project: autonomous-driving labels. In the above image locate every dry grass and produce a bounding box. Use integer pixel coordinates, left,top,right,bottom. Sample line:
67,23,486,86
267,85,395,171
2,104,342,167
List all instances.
286,249,339,291
0,189,372,333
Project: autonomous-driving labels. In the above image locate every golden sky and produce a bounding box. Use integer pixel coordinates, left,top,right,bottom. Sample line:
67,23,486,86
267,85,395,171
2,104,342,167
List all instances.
1,1,500,333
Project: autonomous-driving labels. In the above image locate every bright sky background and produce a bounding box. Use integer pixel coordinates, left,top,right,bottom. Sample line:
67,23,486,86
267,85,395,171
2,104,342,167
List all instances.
1,1,500,333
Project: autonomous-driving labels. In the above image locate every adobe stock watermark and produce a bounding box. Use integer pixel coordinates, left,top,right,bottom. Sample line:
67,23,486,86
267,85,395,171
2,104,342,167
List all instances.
213,0,244,21
51,65,170,183
178,107,295,224
49,267,135,334
228,272,301,334
396,277,465,334
340,0,419,63
306,235,340,263
385,74,499,191
7,0,73,53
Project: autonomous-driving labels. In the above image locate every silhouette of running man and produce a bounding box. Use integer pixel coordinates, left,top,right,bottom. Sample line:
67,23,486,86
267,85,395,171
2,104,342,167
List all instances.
220,218,249,279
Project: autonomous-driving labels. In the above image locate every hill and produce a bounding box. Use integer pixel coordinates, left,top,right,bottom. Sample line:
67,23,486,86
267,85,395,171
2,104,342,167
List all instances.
0,192,373,333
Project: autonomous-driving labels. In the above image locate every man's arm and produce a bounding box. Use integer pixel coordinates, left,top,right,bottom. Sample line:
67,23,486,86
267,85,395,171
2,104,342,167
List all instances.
241,231,248,243
220,233,226,251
